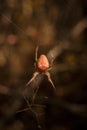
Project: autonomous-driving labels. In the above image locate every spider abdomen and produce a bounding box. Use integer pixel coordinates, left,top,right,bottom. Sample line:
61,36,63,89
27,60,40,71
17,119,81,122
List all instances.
38,55,49,71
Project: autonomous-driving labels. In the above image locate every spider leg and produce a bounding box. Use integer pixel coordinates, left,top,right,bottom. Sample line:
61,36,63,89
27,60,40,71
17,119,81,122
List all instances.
47,66,52,71
45,71,56,91
25,72,39,88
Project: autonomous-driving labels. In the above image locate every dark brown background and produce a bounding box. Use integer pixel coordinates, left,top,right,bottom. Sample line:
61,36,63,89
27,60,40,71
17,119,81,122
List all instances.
0,0,87,130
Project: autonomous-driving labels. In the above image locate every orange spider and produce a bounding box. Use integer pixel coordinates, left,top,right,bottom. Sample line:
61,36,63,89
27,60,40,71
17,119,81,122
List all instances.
25,46,56,90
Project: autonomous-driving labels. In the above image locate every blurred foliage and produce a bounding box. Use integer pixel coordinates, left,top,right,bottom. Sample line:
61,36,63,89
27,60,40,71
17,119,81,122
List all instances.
0,0,87,130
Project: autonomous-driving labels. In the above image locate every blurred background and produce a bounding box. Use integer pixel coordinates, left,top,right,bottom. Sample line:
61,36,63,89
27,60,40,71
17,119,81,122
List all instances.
0,0,87,130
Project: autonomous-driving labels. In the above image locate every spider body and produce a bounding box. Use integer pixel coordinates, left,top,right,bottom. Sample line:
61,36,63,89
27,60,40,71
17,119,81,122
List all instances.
37,54,49,71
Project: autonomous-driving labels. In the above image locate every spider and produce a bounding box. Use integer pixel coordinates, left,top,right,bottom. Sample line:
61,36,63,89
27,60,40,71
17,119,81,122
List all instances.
25,46,56,91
